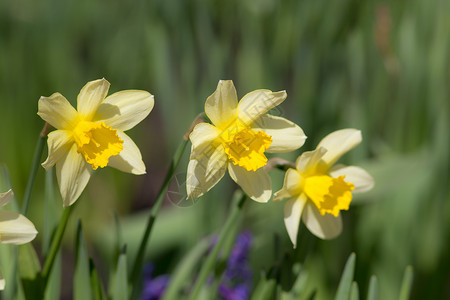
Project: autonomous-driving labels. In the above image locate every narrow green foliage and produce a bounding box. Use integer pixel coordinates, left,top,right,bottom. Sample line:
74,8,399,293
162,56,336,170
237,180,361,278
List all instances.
187,191,247,300
18,243,43,300
367,276,378,300
350,282,359,300
287,264,308,300
44,252,61,300
90,259,108,300
334,253,356,300
112,247,128,300
129,139,188,299
399,266,414,300
161,238,211,300
251,275,277,300
74,221,92,300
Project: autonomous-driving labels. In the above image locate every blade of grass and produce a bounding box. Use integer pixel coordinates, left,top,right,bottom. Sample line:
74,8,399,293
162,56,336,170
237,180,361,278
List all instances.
350,282,359,300
367,275,378,300
74,221,92,300
334,253,356,300
112,247,128,300
399,266,413,300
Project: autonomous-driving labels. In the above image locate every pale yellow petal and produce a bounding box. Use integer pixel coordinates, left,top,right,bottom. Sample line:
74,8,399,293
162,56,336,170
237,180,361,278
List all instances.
273,168,302,201
56,144,92,207
295,148,328,174
228,163,272,203
37,93,79,130
205,80,238,130
77,78,110,120
186,146,228,199
329,165,374,193
252,114,306,153
284,194,307,248
189,123,221,160
108,131,146,175
237,90,286,125
302,202,342,239
93,90,154,131
0,189,14,207
317,129,362,166
0,211,37,244
42,130,73,171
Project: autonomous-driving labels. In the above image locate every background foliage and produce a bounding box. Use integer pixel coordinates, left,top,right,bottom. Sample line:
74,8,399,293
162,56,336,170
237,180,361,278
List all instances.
0,0,448,299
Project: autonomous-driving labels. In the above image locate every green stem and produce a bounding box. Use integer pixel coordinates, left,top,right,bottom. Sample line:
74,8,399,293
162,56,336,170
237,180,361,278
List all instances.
129,139,188,297
187,192,247,300
42,206,72,285
21,127,48,215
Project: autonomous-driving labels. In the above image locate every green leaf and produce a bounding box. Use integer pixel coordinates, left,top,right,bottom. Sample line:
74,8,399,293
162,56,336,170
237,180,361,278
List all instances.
42,169,58,255
90,259,108,300
399,266,414,300
161,238,210,300
251,275,277,300
112,247,128,300
367,275,378,300
44,252,61,300
350,282,359,300
74,221,92,300
334,253,356,300
18,243,43,300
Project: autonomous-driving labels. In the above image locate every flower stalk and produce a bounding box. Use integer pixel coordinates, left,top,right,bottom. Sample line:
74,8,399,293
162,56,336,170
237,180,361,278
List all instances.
129,138,189,298
21,123,51,215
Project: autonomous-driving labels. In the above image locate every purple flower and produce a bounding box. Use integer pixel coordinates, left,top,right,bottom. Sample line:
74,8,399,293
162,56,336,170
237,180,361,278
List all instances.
218,231,253,300
140,264,170,300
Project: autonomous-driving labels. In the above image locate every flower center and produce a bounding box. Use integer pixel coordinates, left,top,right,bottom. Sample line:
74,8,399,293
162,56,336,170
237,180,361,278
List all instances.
303,175,354,217
73,121,124,170
220,122,272,171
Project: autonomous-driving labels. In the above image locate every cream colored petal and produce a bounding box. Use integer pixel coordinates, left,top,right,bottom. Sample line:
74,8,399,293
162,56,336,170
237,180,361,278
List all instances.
295,148,328,174
56,144,92,207
0,211,37,244
252,114,306,153
228,163,272,203
0,269,4,290
329,164,374,193
317,129,362,166
284,194,307,248
205,80,238,129
37,93,79,130
108,131,146,175
93,90,154,131
237,90,287,125
273,169,302,201
0,189,14,207
189,123,221,160
186,146,228,199
77,78,110,120
302,202,342,239
42,130,74,171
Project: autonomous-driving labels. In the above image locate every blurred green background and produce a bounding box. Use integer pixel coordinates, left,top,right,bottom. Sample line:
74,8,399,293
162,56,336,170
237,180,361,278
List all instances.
0,0,448,299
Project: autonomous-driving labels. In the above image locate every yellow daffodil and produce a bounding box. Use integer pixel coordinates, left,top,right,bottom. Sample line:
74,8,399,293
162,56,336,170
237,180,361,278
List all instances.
274,129,374,247
0,189,38,290
38,78,154,206
187,80,306,202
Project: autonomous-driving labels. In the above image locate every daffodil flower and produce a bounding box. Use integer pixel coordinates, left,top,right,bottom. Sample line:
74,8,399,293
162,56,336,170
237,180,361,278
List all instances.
186,80,306,203
0,189,38,290
38,79,154,206
274,129,374,247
